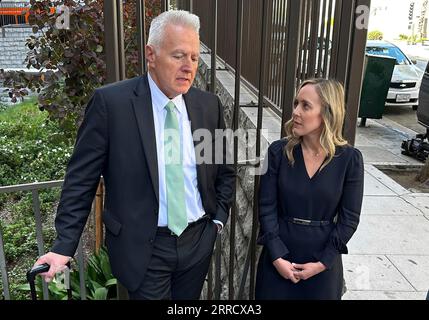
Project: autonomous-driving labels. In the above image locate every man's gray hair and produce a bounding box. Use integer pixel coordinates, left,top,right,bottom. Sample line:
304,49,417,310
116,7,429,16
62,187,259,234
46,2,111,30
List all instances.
147,10,200,49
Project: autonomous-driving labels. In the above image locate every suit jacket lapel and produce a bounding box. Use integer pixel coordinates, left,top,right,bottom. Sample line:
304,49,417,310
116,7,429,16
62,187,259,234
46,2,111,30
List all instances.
183,89,207,196
131,75,159,203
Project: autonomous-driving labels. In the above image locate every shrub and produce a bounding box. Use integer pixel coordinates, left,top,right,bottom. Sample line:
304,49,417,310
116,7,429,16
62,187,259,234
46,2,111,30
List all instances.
0,99,70,299
0,99,73,186
1,0,161,138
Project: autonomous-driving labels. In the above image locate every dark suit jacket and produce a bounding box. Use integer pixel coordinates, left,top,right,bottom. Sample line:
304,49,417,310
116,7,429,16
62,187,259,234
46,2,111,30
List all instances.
51,75,235,291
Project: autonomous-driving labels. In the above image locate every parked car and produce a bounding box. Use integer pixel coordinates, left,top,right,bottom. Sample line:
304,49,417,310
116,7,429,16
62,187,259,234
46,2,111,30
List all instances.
365,40,423,110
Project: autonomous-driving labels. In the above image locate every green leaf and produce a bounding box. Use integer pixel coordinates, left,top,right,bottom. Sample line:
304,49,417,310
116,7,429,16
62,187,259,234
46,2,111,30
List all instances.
16,284,32,291
89,279,103,291
105,278,117,287
95,45,103,53
94,287,108,300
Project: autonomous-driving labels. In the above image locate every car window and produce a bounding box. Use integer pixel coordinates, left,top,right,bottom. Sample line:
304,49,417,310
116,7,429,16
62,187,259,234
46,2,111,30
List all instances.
365,46,411,65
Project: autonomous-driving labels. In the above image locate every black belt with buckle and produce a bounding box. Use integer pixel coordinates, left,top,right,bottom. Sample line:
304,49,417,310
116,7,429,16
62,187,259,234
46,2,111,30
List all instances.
283,216,332,227
157,214,210,236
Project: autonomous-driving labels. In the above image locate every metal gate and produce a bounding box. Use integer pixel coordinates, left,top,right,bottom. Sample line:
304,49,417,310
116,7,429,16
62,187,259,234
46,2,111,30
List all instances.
103,0,370,300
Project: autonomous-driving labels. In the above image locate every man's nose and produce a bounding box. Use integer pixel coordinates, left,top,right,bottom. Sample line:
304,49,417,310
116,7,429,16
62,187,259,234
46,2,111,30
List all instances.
181,57,194,71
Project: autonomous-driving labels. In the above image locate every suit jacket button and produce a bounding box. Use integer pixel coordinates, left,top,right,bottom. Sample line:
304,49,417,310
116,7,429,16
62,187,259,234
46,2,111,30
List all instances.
149,239,154,244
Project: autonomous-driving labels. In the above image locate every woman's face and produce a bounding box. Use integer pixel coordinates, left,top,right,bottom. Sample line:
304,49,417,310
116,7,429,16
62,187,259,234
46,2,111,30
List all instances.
292,84,324,138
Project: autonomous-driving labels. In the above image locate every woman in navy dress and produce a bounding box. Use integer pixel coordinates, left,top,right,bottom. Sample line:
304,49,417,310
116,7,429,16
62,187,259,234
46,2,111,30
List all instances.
255,79,364,300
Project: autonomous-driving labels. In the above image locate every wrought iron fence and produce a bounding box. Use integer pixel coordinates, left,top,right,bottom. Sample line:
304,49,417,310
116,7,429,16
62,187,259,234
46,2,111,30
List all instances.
0,180,106,300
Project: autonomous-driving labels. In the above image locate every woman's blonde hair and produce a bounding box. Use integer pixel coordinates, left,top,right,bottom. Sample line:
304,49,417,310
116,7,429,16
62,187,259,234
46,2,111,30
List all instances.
284,78,348,170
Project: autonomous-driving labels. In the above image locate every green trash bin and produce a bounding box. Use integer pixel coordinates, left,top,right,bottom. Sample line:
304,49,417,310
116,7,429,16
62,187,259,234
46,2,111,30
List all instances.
358,54,396,126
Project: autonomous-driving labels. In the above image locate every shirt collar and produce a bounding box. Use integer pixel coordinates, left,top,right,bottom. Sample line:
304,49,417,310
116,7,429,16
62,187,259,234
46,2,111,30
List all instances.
147,72,185,114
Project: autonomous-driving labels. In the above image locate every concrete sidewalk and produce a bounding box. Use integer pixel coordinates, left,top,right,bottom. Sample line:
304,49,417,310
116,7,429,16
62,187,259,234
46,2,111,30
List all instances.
342,118,429,300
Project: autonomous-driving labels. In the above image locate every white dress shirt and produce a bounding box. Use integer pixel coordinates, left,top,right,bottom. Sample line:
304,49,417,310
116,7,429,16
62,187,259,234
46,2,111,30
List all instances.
147,73,222,229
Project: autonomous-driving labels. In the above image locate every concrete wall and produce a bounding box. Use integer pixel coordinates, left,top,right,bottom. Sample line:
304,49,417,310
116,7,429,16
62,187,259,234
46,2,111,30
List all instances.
0,25,34,70
0,25,41,104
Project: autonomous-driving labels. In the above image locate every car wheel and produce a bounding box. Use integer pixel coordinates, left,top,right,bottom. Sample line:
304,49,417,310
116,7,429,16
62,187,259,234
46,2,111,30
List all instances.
413,105,418,111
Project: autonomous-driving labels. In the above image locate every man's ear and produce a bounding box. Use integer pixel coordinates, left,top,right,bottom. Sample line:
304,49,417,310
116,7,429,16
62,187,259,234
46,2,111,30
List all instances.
145,45,156,64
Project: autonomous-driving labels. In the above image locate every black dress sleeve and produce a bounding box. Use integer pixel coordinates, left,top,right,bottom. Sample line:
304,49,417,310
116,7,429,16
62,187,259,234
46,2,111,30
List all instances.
319,147,364,269
257,140,290,262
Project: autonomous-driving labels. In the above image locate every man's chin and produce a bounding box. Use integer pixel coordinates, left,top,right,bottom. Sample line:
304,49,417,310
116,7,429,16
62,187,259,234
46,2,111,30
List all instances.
179,86,192,94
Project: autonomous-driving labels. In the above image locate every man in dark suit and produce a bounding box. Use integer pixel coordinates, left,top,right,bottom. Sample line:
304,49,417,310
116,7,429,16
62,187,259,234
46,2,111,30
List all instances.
34,10,234,300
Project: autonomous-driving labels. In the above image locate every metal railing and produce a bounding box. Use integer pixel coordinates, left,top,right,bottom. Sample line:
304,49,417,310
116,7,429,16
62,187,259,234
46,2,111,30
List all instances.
186,0,369,146
183,0,369,299
0,180,105,300
103,0,370,300
0,2,30,27
0,2,30,8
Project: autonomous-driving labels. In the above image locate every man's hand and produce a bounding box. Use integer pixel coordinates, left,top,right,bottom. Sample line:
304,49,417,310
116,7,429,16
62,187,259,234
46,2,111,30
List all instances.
292,262,326,281
273,258,301,284
212,220,223,233
214,223,222,233
34,252,71,283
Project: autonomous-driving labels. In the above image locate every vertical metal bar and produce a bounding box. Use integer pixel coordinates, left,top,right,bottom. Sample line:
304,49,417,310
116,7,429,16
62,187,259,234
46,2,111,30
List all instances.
230,0,243,300
317,0,327,77
281,0,303,137
237,233,252,299
266,0,275,104
104,0,120,83
297,0,307,84
344,0,371,145
210,0,218,94
276,0,285,106
32,190,49,300
0,225,11,300
249,0,269,300
95,181,104,253
116,0,126,80
334,0,354,87
136,0,147,75
207,258,213,300
301,0,312,80
117,282,129,300
76,238,87,300
189,0,193,12
214,237,221,299
161,0,170,12
329,0,343,78
308,0,321,77
278,0,288,108
323,0,334,78
271,0,280,106
275,0,285,107
209,0,221,300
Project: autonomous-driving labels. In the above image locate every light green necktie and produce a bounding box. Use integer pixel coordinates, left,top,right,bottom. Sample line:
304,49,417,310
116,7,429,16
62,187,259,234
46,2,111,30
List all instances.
164,101,187,236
